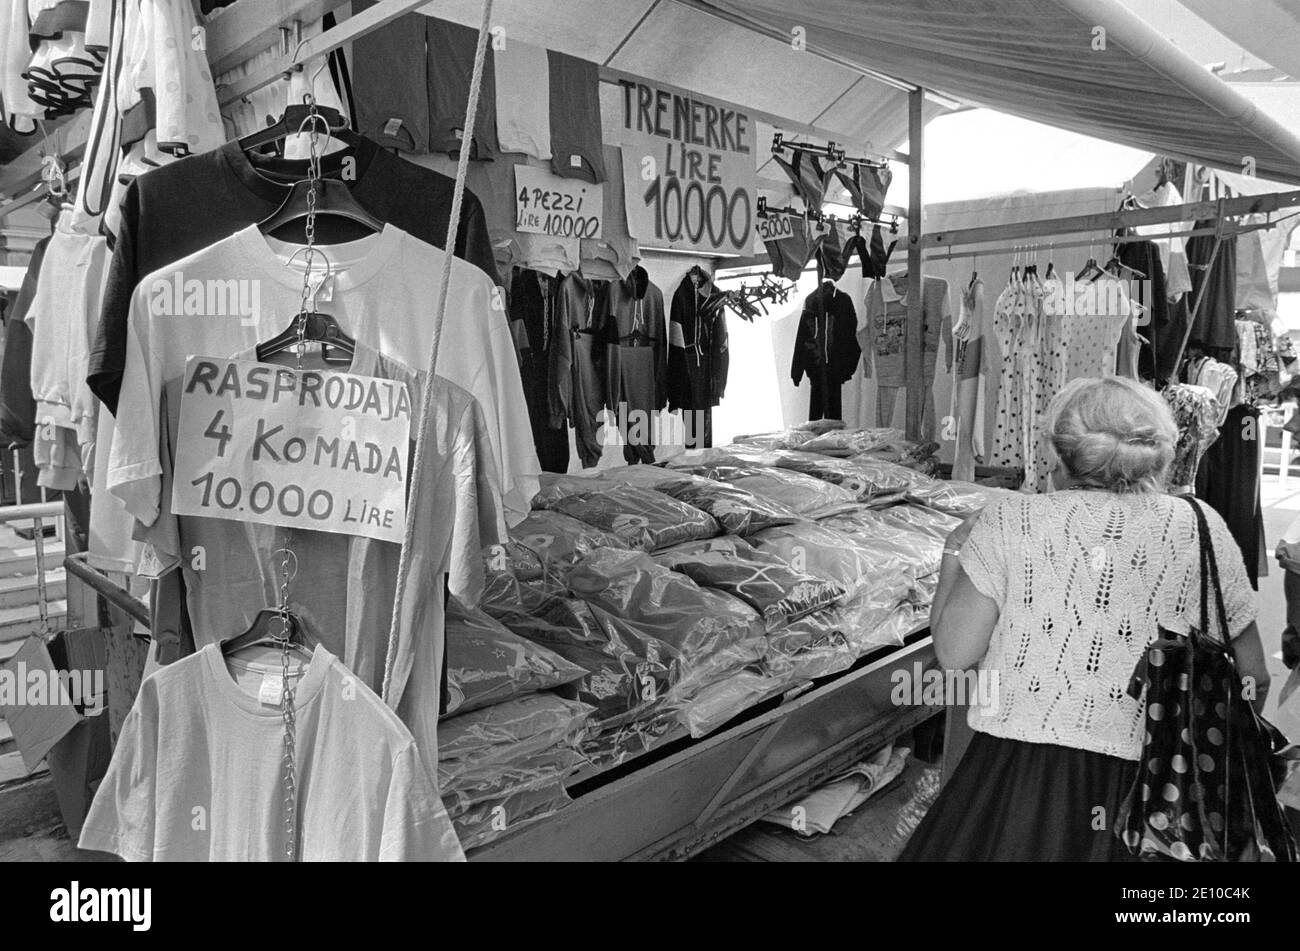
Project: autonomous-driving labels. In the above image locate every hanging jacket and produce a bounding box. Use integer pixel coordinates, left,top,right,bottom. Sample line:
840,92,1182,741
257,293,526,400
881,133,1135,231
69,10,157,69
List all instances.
548,272,607,429
791,282,860,387
604,266,667,410
668,271,729,411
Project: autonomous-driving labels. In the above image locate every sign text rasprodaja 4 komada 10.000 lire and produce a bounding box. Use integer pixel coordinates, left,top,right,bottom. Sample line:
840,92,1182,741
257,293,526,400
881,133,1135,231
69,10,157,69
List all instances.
170,357,413,543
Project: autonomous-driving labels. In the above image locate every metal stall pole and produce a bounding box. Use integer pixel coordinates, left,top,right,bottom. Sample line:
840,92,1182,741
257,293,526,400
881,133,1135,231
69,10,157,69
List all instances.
904,88,925,442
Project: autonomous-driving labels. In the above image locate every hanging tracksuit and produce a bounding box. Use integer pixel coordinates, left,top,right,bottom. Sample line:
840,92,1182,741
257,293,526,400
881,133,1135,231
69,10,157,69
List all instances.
668,270,728,448
791,282,860,421
604,266,667,465
509,268,569,473
550,273,608,468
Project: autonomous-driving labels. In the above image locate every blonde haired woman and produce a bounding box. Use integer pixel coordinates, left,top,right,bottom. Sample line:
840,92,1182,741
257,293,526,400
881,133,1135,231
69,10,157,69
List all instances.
901,377,1268,861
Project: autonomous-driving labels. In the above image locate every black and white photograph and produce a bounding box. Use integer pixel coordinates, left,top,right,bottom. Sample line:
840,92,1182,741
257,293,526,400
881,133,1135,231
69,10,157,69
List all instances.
0,0,1298,931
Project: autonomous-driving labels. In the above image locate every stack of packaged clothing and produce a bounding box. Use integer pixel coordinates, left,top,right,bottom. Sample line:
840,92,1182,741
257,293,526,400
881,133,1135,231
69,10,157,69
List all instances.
437,601,593,849
447,427,994,845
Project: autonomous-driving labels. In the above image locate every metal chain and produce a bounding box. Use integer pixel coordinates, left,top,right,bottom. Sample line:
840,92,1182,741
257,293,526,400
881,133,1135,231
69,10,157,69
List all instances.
276,91,323,862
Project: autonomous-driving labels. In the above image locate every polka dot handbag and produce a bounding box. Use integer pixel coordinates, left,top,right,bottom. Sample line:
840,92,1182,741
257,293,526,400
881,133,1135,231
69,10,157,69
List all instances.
1116,498,1297,862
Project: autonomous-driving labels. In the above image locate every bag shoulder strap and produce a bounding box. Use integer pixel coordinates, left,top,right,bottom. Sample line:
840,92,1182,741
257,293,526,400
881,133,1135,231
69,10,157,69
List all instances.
1184,496,1232,645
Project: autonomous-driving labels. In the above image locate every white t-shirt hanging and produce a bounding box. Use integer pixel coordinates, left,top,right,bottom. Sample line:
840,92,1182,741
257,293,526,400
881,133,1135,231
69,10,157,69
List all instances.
494,39,552,160
108,226,537,764
79,643,465,861
108,223,538,532
24,214,110,448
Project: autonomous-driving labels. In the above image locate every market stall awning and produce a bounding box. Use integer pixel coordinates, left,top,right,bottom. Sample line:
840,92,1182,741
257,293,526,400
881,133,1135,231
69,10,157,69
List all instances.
703,0,1300,184
420,0,945,160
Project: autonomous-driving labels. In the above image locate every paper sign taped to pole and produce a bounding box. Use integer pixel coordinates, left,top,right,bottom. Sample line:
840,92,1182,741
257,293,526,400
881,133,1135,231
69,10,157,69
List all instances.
171,356,412,543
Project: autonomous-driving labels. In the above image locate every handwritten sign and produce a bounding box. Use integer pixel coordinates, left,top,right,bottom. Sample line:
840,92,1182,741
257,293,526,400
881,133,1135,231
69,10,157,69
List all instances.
612,79,756,254
171,357,412,543
756,214,795,243
514,165,604,239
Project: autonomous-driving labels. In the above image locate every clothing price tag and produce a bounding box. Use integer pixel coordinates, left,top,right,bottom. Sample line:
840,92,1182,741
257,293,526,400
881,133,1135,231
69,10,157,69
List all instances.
756,215,794,242
382,118,403,138
134,542,173,580
258,672,283,706
514,164,604,240
170,356,413,543
305,270,334,303
570,154,582,169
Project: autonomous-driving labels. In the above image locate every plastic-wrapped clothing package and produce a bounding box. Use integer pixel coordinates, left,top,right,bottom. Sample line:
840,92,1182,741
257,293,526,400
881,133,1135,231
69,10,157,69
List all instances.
566,548,767,699
482,591,675,731
675,463,859,518
652,536,846,632
765,623,858,682
445,775,572,851
483,539,547,580
436,693,594,850
550,485,721,552
437,694,594,774
441,744,582,814
903,479,1000,517
729,430,819,452
579,706,682,767
748,519,912,603
599,465,710,490
444,600,590,717
770,451,936,501
679,668,788,738
488,509,630,580
817,508,944,582
531,470,623,508
799,427,908,456
653,476,801,537
871,504,962,541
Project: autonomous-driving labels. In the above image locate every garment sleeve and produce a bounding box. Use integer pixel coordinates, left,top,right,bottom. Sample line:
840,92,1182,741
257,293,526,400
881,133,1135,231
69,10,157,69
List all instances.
791,308,809,386
106,281,166,526
89,180,143,414
958,501,1009,604
667,291,687,411
859,285,876,378
378,743,466,861
836,293,861,385
456,191,504,292
653,293,668,411
548,290,573,429
712,310,729,403
77,679,159,862
942,301,955,373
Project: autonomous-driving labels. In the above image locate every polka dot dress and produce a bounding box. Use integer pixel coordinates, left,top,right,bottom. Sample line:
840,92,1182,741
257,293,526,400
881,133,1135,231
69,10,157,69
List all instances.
988,277,1030,471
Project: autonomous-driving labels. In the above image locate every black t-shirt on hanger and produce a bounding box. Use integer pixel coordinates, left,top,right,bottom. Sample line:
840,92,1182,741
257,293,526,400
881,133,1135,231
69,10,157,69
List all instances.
88,136,502,414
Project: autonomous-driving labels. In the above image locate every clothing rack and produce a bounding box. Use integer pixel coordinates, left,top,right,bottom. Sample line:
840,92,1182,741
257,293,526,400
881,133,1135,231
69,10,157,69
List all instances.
917,190,1300,251
921,213,1291,263
771,132,889,170
756,196,901,233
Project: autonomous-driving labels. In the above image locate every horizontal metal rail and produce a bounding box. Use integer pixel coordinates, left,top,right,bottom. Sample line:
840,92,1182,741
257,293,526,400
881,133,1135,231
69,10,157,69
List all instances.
63,552,150,627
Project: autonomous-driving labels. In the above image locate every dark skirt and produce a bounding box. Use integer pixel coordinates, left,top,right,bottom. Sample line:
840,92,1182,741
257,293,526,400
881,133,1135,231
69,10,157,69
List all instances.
898,731,1140,862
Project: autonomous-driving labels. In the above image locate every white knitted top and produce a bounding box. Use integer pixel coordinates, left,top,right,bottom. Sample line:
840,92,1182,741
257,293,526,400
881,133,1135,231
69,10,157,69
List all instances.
959,490,1256,760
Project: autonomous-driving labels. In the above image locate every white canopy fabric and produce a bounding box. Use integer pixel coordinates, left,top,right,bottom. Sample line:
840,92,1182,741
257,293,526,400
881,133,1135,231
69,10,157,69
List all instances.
420,0,932,161
1176,0,1300,81
706,0,1300,183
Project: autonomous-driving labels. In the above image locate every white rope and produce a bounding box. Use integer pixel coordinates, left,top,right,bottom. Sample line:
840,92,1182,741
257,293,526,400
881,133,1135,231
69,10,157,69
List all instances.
382,0,495,700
